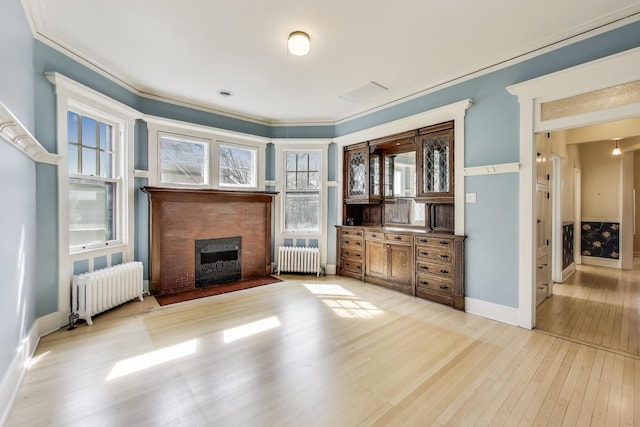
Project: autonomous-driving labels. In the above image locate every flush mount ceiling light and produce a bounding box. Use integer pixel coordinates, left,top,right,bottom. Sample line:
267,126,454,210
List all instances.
612,138,622,156
288,31,310,56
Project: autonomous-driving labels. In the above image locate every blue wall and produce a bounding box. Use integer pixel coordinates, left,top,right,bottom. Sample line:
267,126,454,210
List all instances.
0,0,37,412
22,16,640,321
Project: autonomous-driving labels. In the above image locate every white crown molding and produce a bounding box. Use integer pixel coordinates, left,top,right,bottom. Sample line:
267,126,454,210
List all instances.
0,100,60,164
23,0,640,127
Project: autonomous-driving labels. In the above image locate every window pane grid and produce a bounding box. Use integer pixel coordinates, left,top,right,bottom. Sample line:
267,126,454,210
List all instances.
284,152,320,233
67,110,118,250
68,111,114,178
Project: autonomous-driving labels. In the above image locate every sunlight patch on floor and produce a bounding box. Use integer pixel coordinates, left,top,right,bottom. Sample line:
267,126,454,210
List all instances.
27,350,50,369
304,283,384,319
106,339,198,381
223,316,281,343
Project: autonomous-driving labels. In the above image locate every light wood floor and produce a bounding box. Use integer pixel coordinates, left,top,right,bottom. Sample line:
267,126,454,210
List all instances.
537,257,640,358
7,275,640,426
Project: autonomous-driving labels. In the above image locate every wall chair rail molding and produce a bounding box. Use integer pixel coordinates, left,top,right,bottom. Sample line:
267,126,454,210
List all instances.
0,100,60,164
463,162,520,176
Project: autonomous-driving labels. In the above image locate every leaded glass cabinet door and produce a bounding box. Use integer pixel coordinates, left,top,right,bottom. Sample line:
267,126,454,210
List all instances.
344,143,369,201
417,123,454,203
369,152,381,200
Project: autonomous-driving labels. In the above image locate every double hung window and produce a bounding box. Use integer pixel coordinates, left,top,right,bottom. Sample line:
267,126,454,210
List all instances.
67,111,119,250
284,151,320,233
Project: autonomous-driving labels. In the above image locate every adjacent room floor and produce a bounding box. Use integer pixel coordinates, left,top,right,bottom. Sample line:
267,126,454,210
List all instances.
537,257,640,358
7,274,640,426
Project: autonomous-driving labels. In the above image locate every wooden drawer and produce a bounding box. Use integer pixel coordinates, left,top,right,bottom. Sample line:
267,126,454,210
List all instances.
415,245,452,264
415,261,454,279
385,233,412,244
341,247,363,262
341,235,364,250
414,236,454,249
365,231,384,241
416,274,453,296
341,259,363,275
341,228,364,238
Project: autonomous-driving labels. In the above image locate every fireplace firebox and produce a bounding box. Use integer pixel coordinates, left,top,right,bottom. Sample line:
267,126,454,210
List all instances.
195,237,242,287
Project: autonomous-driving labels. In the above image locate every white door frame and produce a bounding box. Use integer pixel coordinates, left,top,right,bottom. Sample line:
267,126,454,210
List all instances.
551,154,563,285
507,47,640,329
574,168,582,266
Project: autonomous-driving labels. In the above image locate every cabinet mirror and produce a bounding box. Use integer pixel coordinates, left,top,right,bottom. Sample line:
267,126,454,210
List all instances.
383,152,425,226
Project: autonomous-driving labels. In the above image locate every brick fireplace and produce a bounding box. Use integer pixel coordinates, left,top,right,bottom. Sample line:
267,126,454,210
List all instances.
142,187,276,295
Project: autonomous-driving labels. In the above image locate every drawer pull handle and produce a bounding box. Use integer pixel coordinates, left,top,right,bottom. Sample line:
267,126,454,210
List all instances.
344,240,349,245
371,234,378,238
419,239,429,243
439,241,450,245
440,285,449,290
420,280,429,285
344,251,349,256
440,254,449,259
356,242,361,246
356,232,362,236
420,266,429,271
394,236,402,240
537,266,544,269
440,269,449,274
357,265,361,270
420,251,429,256
356,253,361,258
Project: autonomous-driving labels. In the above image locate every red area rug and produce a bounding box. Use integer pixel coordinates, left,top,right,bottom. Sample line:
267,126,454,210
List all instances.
154,276,283,306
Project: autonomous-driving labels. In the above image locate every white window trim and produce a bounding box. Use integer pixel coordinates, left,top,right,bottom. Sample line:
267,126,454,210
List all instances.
273,140,331,267
146,116,267,190
47,72,139,326
156,131,212,188
282,148,323,234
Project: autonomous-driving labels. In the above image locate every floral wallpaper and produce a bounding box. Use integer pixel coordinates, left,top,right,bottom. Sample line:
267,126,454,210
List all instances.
562,223,574,269
581,222,619,259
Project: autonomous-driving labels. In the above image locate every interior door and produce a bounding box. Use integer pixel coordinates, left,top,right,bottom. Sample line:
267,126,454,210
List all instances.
535,134,551,306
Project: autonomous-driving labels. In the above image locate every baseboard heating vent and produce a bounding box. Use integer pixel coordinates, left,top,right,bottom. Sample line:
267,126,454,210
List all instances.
277,246,320,276
72,261,144,325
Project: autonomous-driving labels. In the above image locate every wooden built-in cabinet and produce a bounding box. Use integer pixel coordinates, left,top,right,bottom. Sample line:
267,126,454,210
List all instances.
364,231,413,294
338,120,464,310
336,225,464,309
337,227,365,281
415,234,465,310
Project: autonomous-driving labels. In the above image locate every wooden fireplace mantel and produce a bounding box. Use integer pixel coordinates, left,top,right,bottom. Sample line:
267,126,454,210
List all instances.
142,186,277,295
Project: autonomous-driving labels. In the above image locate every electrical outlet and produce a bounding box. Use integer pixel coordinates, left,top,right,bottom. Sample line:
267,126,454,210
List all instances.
465,193,477,203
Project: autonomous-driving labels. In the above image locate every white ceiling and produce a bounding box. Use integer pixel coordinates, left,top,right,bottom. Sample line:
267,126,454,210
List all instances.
23,0,640,125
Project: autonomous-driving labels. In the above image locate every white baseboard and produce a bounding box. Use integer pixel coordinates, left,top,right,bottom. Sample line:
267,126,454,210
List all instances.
0,322,40,426
38,311,64,337
581,256,620,269
562,263,576,282
325,264,336,275
465,297,519,326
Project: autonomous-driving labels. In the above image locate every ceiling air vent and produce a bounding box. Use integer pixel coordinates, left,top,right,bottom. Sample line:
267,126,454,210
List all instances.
338,81,388,103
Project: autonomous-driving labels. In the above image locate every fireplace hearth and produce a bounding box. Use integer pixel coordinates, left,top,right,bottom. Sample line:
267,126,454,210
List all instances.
195,237,242,287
